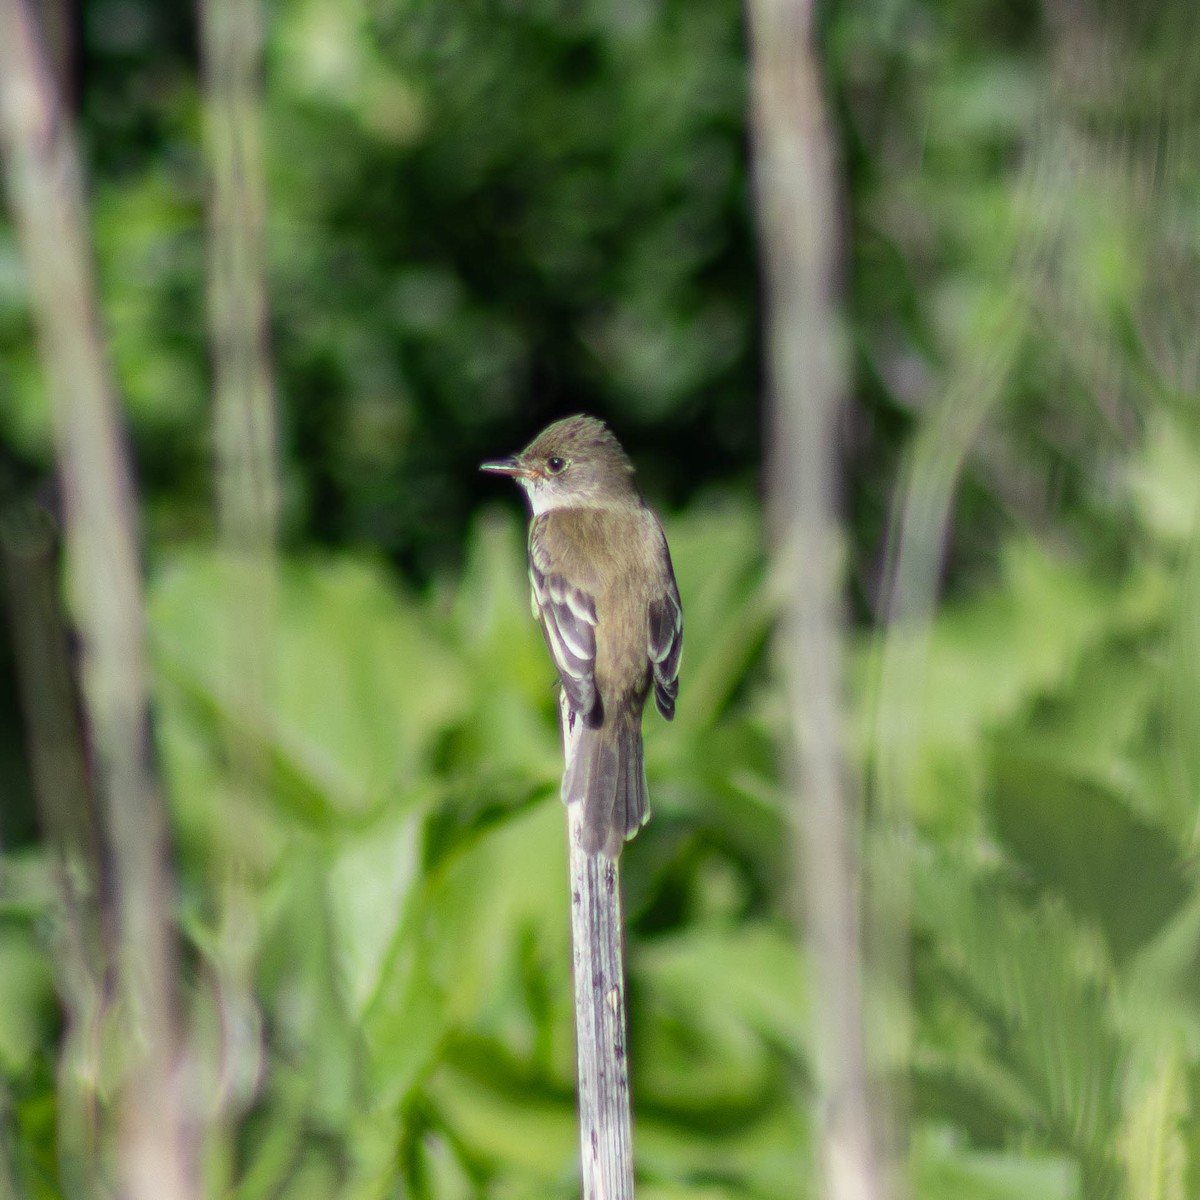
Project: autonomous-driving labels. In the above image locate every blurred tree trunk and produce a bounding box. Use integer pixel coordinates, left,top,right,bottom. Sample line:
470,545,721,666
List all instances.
0,2,196,1197
745,0,892,1197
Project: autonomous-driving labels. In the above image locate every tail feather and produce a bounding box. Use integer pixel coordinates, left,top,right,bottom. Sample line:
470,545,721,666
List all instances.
564,715,648,857
617,729,647,849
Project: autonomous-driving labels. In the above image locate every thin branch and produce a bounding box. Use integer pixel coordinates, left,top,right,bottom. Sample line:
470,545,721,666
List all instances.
0,3,196,1198
561,692,635,1200
744,0,891,1198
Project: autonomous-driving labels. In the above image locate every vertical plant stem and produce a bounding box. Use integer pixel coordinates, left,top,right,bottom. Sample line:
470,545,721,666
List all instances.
0,2,195,1198
1,505,108,1194
202,0,278,561
200,0,279,1150
561,692,635,1199
745,0,890,1197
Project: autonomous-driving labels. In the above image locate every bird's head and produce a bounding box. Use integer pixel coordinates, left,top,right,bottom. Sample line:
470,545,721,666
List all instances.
480,415,637,514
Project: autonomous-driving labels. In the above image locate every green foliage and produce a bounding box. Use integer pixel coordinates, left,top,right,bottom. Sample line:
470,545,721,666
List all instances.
3,0,1200,1193
144,504,801,1198
0,921,55,1074
9,475,1198,1196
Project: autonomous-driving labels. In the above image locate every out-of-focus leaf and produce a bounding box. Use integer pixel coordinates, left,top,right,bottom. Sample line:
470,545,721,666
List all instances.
1160,540,1200,843
449,510,563,780
892,540,1166,836
156,678,291,871
326,806,422,1016
636,1101,810,1198
922,541,1117,753
362,799,569,1107
989,755,1189,964
93,172,206,433
1004,641,1154,806
273,0,427,144
1120,1052,1188,1200
404,1128,477,1200
914,1124,1079,1200
0,927,54,1072
423,1056,576,1182
661,501,768,731
1126,414,1200,546
916,856,1123,1177
256,849,360,1128
634,923,806,1114
0,850,56,920
150,551,468,822
638,1185,748,1200
931,61,1043,143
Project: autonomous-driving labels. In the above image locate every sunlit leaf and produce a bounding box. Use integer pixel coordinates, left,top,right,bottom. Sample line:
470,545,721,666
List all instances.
1120,1051,1189,1200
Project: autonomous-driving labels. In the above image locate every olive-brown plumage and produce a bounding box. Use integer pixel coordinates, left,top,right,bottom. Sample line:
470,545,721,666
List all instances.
481,415,682,855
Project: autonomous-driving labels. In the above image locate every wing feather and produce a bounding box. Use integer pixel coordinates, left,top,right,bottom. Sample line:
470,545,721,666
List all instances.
529,554,601,724
648,553,683,720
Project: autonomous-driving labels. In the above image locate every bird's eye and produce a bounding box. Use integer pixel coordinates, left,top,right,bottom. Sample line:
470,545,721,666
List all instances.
546,456,567,475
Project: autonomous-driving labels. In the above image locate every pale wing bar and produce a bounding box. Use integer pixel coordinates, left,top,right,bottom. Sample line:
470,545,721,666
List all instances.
530,560,602,724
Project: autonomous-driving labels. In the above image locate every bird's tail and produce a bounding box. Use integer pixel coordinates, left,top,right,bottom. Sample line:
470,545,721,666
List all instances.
564,712,648,857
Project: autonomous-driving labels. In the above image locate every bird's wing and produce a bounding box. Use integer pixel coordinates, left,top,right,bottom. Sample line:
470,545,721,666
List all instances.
529,526,601,724
647,540,682,720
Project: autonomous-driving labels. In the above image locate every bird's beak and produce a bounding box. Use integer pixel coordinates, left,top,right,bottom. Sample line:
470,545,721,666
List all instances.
480,455,530,478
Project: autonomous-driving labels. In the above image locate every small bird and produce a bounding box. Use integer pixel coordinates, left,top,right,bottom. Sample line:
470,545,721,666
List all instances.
481,415,682,856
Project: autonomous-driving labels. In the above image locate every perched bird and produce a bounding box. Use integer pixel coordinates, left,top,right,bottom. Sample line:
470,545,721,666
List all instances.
481,415,682,856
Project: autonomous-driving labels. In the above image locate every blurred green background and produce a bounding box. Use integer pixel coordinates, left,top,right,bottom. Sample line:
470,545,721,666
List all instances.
3,0,1200,1196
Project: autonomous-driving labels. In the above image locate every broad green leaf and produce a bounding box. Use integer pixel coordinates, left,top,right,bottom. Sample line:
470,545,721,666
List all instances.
326,806,423,1016
989,756,1189,964
362,799,569,1107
